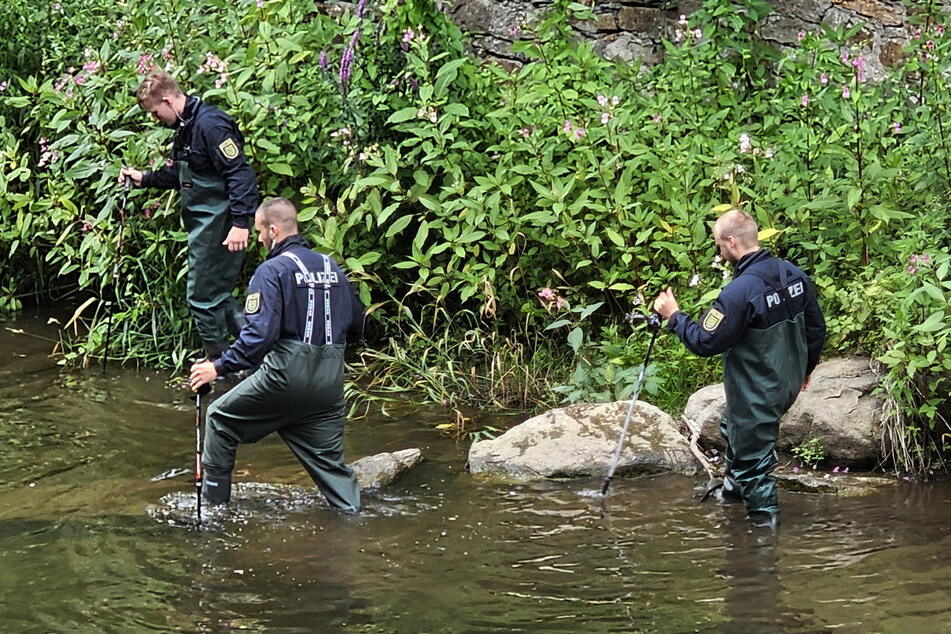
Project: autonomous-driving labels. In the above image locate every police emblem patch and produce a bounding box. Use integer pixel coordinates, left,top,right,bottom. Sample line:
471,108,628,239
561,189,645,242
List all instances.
218,137,239,160
702,308,724,332
245,292,261,314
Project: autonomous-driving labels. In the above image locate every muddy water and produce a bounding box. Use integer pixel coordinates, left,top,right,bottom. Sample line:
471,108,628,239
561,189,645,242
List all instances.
2,314,951,633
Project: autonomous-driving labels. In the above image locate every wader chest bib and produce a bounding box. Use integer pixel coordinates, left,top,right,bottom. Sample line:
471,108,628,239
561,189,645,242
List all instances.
721,264,809,516
177,106,244,349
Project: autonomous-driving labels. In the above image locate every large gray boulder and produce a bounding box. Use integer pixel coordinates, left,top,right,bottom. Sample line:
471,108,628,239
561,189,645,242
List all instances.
683,357,883,465
351,449,424,489
468,401,698,480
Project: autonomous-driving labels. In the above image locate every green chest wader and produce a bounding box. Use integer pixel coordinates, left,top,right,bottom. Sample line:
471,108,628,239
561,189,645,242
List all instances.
720,283,808,518
178,157,245,354
202,252,360,512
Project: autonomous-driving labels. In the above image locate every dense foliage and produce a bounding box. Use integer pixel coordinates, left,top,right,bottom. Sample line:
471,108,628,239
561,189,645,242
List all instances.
2,0,950,474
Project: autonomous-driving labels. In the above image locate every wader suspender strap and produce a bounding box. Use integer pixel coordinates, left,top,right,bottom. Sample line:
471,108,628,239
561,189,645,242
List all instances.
282,251,316,344
321,254,333,346
742,262,795,320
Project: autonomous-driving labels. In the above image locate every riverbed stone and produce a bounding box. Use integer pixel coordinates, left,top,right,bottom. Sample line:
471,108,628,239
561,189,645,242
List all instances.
682,357,883,466
774,470,896,496
351,448,424,489
468,401,698,480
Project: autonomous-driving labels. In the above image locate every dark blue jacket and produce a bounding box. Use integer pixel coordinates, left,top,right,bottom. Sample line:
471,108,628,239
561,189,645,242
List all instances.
668,249,826,376
214,236,365,376
141,96,259,228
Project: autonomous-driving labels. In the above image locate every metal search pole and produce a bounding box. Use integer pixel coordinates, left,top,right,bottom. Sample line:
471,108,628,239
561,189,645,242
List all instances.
601,313,663,496
194,382,211,527
101,176,132,375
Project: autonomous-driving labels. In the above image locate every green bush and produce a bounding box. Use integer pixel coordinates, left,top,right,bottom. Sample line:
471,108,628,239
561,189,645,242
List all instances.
2,0,951,473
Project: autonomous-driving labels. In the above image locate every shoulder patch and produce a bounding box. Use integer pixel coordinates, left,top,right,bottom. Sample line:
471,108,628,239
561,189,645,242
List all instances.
702,308,725,332
245,292,261,315
218,137,240,160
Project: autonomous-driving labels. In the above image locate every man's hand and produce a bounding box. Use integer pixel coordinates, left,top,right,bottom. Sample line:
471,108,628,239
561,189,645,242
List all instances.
119,166,143,186
190,360,218,392
653,287,680,321
801,375,812,392
223,226,249,252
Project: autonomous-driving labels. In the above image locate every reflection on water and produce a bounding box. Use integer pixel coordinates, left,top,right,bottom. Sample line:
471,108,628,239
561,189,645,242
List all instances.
2,314,951,632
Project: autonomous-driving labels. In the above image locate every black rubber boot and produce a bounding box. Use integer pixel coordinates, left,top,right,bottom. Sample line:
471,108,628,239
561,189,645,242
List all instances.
716,478,744,504
202,468,232,505
749,510,779,530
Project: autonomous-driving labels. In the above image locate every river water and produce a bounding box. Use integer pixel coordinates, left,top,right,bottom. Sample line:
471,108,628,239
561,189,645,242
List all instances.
2,313,951,633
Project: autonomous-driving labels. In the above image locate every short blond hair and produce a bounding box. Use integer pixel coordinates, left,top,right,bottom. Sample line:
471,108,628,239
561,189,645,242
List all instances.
714,208,759,248
257,197,299,233
136,72,183,108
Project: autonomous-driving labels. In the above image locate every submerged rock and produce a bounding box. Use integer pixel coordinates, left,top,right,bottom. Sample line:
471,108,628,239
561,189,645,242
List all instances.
351,448,423,489
683,357,883,466
467,401,699,481
148,449,424,527
774,470,897,497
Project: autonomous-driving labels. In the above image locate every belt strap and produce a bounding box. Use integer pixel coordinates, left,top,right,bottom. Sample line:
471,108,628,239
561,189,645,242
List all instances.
281,251,334,345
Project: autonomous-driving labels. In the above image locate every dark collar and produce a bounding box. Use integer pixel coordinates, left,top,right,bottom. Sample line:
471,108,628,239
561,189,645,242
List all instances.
733,248,771,278
267,234,309,259
176,95,200,131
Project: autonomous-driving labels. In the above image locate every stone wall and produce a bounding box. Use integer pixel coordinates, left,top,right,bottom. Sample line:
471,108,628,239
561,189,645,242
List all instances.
448,0,942,78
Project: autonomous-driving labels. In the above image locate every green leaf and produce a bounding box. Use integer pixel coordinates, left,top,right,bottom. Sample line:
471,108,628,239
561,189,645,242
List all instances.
385,215,413,238
567,327,583,353
267,162,294,176
388,107,418,124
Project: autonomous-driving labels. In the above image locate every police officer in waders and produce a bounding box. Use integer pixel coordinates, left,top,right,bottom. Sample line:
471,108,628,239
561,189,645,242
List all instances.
120,72,259,360
653,209,826,529
188,198,363,512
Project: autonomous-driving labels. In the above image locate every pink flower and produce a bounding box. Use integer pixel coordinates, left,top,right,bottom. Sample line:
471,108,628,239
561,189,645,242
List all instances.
819,72,829,85
693,28,702,40
937,25,945,36
73,72,87,85
573,127,586,140
912,27,922,39
841,85,851,99
601,112,612,124
857,69,866,83
800,94,810,107
0,81,7,92
538,287,555,301
519,127,532,138
678,14,687,26
738,133,752,153
402,28,415,43
833,466,840,473
562,120,572,134
908,265,919,274
256,0,265,7
82,61,100,73
597,94,608,107
892,121,901,132
921,253,931,263
797,31,806,41
81,222,91,233
555,296,566,310
611,95,620,106
792,466,800,473
840,51,850,65
136,53,155,74
926,40,936,51
651,113,662,123
852,56,865,71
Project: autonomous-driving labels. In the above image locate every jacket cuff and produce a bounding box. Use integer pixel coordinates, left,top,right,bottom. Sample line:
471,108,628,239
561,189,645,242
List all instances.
140,171,152,188
230,214,251,229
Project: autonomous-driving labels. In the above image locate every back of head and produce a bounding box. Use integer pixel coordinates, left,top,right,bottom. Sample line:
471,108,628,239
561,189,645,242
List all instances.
715,208,759,249
257,197,299,235
136,71,183,108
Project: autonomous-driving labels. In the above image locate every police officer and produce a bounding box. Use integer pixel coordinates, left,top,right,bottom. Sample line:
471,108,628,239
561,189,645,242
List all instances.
120,72,259,359
188,198,364,512
653,209,826,528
